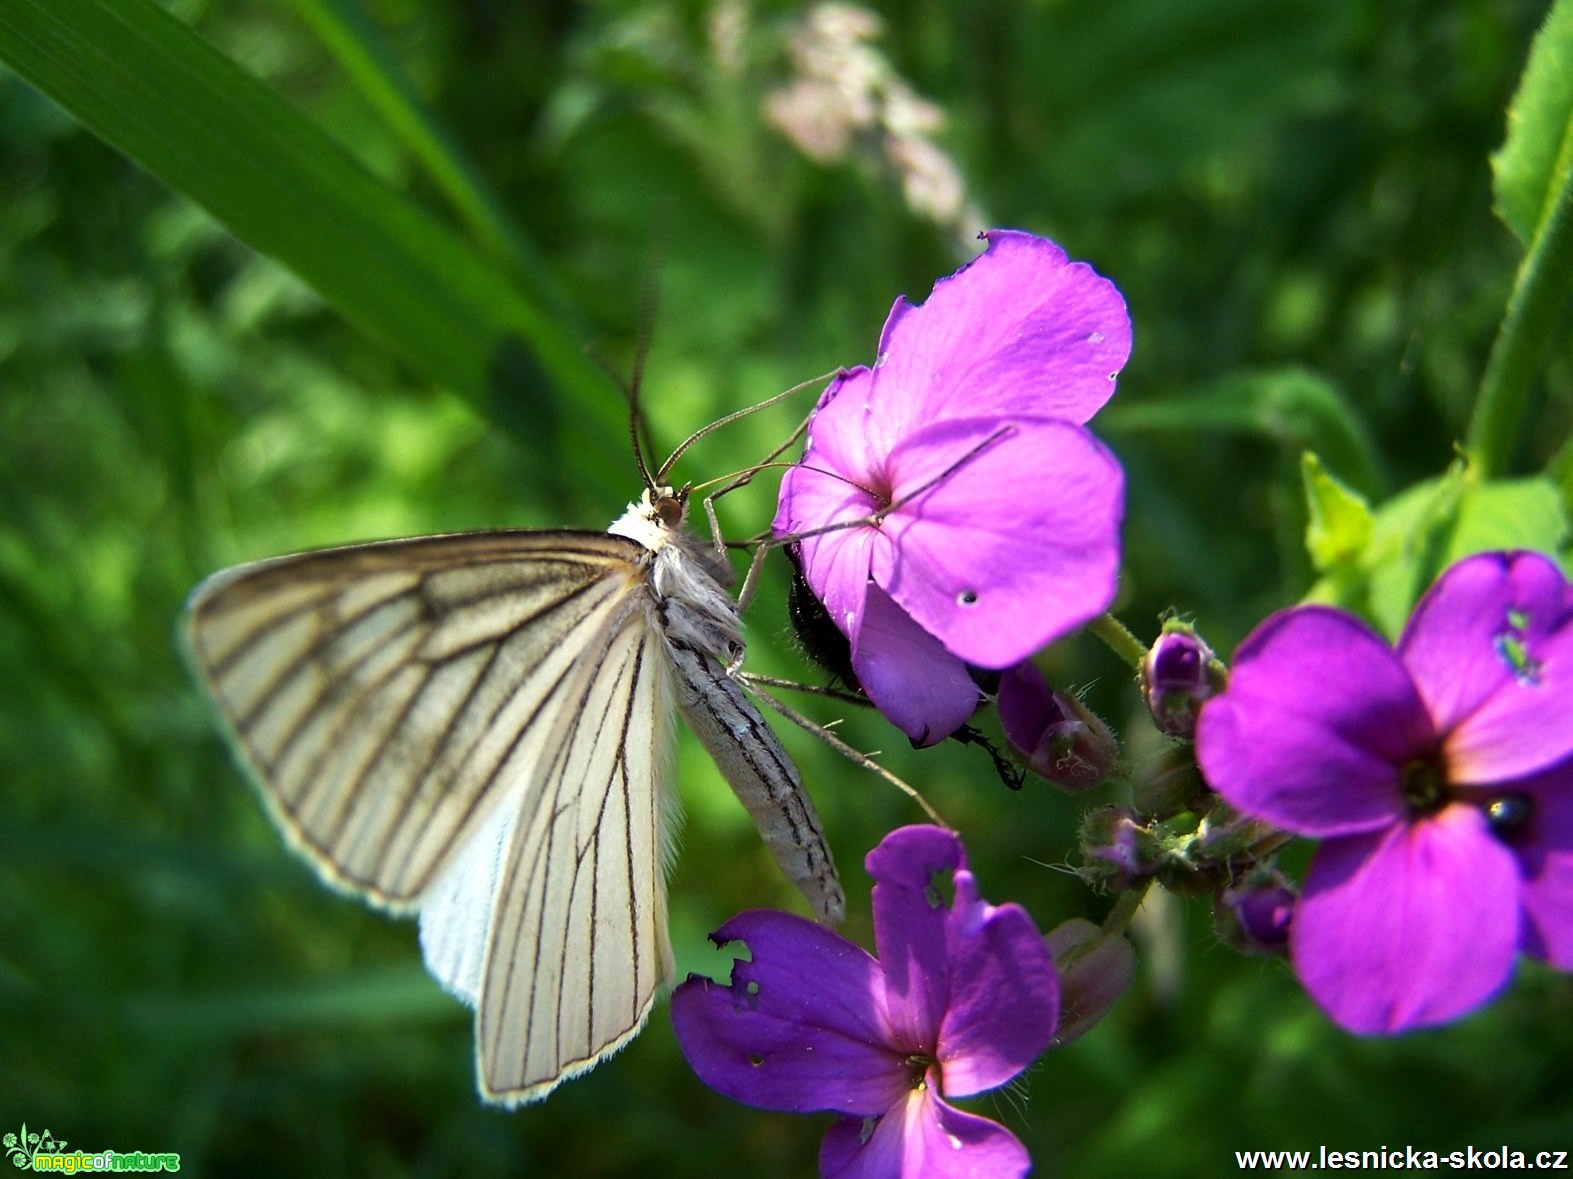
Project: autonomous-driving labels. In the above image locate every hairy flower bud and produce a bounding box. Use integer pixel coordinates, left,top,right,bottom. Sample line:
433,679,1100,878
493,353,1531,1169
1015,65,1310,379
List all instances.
1078,806,1159,891
1045,918,1136,1046
1215,870,1297,956
1141,622,1225,739
998,662,1119,792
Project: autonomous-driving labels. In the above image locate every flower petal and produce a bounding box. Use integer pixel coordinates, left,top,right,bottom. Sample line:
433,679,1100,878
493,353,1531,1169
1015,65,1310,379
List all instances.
820,1085,1032,1179
788,511,879,653
873,416,1123,668
867,826,966,1051
1291,805,1520,1033
778,366,883,518
1196,606,1433,837
936,870,1058,1096
1512,760,1573,968
866,230,1130,453
774,366,886,652
1399,551,1573,783
851,585,979,745
670,910,906,1115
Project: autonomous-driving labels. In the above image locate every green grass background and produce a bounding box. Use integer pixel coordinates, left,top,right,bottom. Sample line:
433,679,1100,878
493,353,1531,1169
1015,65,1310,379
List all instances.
2,0,1571,1174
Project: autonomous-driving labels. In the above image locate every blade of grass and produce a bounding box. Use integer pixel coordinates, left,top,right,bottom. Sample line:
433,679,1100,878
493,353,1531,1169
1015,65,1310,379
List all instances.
0,0,625,502
287,0,551,288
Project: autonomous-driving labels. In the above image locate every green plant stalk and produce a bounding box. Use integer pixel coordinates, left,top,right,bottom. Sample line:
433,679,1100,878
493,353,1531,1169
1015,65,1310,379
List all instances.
0,0,627,503
1467,111,1573,478
288,0,557,295
1101,883,1150,938
1089,612,1148,671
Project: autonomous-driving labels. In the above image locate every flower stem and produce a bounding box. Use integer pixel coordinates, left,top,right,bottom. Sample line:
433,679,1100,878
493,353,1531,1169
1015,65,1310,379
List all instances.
1465,116,1573,477
1088,613,1147,671
1101,884,1150,937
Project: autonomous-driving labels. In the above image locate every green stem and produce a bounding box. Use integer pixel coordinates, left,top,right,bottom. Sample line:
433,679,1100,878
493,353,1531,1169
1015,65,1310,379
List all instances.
1101,884,1150,938
1088,612,1147,671
289,0,561,298
1466,113,1573,477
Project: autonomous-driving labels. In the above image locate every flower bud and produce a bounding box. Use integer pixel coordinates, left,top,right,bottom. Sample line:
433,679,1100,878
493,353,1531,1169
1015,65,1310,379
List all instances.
1132,743,1211,819
1215,869,1296,955
1078,805,1159,891
1141,622,1225,739
998,662,1118,792
1045,918,1136,1046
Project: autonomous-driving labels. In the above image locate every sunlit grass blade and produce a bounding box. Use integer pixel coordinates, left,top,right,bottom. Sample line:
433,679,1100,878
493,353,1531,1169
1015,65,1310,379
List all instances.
0,0,625,501
287,0,551,287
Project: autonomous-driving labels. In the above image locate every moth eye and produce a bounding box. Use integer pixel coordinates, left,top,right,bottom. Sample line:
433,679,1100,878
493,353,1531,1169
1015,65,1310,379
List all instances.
654,494,684,528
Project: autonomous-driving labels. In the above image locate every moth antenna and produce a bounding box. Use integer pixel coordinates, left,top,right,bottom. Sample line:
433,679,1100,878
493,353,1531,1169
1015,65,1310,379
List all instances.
657,368,838,484
751,424,1018,558
627,259,664,493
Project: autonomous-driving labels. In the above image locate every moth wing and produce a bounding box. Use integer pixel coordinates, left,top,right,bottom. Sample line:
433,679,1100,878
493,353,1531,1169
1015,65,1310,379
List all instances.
470,606,677,1104
184,530,653,910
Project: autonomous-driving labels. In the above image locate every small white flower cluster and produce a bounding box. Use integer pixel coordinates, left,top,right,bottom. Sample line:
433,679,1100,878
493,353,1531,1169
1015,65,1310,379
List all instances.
760,3,982,240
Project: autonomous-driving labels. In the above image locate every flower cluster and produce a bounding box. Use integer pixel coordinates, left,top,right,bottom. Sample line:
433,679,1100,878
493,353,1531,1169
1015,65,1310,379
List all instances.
763,3,981,236
1197,550,1573,1033
775,229,1130,746
671,826,1059,1179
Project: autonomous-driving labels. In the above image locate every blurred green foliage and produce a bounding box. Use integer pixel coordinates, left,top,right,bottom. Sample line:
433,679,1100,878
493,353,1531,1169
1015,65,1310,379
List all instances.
1,0,1570,1176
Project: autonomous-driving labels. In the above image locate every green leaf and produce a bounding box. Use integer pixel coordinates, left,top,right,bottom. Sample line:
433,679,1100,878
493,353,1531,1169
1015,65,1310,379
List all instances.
1491,0,1573,247
1550,434,1573,517
287,0,553,289
1102,367,1384,494
1469,0,1573,475
0,0,626,503
1305,465,1571,636
1301,452,1373,574
1445,474,1570,564
1305,465,1466,636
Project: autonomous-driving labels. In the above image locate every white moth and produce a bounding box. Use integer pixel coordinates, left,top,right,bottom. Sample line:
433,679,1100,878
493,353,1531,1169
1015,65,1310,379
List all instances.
185,482,844,1105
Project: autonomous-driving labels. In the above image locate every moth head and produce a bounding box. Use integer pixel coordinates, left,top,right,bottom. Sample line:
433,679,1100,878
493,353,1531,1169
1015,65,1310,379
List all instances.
646,484,690,529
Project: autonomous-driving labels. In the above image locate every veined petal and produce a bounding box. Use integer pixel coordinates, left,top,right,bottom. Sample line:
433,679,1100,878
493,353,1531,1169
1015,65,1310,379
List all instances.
1400,551,1571,728
1291,806,1520,1034
775,367,884,646
851,586,979,746
797,365,883,492
774,366,883,630
936,874,1058,1097
670,910,907,1115
1400,552,1573,783
1196,607,1433,837
776,460,880,553
820,1084,1032,1179
873,416,1123,668
1512,760,1573,969
866,230,1130,454
867,826,966,1051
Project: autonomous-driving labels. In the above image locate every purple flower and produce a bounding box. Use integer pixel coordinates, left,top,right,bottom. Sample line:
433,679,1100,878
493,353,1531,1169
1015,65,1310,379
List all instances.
671,825,1059,1179
1196,550,1573,1033
774,230,1129,745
